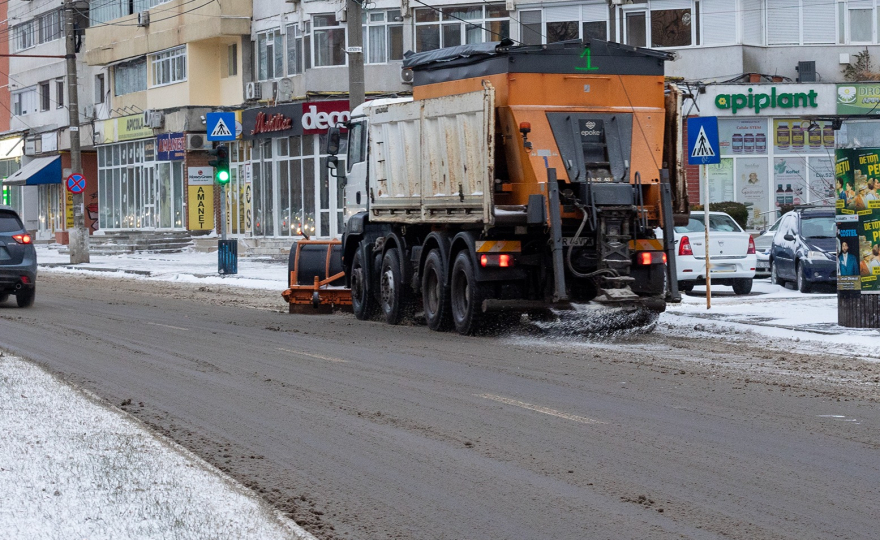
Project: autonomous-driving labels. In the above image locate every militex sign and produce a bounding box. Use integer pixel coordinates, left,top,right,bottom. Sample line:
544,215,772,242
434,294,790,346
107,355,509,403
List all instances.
242,100,350,140
703,84,834,117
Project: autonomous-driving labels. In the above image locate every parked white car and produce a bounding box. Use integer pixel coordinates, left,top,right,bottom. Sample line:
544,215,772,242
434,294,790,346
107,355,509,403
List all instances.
754,217,782,278
669,211,757,295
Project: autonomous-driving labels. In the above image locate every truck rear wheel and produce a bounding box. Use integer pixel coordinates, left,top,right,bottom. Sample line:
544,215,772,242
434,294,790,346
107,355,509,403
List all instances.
380,248,404,325
351,248,376,320
450,251,487,335
422,249,452,331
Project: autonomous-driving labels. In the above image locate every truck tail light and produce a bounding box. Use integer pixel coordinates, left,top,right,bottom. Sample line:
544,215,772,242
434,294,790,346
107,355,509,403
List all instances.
480,254,514,268
636,252,666,265
679,236,693,256
12,234,31,245
747,237,756,254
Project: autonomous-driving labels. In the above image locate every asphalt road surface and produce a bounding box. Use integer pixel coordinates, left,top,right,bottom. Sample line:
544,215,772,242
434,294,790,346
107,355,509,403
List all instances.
2,273,879,540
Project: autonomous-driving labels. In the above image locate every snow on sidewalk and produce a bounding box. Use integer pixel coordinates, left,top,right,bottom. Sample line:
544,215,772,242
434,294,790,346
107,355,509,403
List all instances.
0,353,316,540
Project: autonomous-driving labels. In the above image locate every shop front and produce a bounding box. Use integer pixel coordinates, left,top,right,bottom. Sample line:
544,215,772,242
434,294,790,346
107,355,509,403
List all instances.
96,115,187,231
696,84,838,230
241,100,349,239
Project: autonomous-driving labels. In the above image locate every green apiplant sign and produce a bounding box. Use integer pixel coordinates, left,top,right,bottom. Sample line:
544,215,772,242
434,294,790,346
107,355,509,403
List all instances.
715,87,820,115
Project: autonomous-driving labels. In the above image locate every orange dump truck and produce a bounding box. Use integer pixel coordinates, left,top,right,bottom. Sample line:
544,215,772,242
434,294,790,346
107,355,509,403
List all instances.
284,39,689,334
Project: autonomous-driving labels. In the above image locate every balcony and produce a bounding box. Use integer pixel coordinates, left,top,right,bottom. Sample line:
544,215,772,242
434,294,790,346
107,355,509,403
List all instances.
84,0,251,66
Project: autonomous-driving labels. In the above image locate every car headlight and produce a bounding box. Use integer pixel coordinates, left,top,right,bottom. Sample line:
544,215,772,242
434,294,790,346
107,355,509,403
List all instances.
806,250,831,261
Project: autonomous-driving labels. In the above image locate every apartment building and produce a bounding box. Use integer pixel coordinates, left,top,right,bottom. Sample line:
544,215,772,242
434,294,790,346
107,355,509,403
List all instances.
5,0,879,242
1,0,97,241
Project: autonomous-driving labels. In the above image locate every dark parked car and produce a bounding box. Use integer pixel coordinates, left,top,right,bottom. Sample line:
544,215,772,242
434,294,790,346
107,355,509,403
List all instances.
769,206,836,292
0,205,36,307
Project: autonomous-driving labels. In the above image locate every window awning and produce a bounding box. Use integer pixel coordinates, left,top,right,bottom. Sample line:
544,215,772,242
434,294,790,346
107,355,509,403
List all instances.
3,156,61,186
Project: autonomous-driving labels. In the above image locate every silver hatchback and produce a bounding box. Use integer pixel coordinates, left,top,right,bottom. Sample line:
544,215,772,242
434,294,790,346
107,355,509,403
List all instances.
0,205,36,307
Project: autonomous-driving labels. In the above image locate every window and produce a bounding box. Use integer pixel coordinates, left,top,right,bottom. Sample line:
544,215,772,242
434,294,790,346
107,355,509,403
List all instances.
227,44,238,77
151,46,186,86
90,0,174,25
520,10,542,45
313,14,346,67
13,88,38,116
95,74,106,104
414,4,509,52
347,121,367,171
38,10,62,44
624,10,647,47
766,0,836,45
40,82,51,112
114,57,147,96
364,10,404,64
56,80,64,109
651,8,692,47
286,23,304,75
13,21,35,52
257,29,283,80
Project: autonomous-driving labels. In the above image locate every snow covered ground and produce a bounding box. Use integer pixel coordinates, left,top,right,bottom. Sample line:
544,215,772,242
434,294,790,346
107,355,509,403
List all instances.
2,245,876,538
0,353,316,540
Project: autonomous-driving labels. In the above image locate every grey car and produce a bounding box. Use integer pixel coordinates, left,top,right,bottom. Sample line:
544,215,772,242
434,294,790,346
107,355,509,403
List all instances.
0,205,36,307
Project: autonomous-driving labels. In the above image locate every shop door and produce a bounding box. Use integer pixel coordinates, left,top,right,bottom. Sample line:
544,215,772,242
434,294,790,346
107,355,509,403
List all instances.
143,165,157,229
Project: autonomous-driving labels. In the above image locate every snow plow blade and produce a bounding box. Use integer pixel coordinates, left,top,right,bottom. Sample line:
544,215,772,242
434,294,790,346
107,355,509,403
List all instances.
282,240,352,314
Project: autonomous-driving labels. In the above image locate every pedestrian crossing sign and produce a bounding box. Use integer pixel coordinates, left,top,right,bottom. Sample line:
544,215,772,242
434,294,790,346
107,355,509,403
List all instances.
687,117,720,165
206,112,237,142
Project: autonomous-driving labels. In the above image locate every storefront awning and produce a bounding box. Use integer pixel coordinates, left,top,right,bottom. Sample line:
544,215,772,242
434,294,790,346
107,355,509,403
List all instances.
3,156,61,186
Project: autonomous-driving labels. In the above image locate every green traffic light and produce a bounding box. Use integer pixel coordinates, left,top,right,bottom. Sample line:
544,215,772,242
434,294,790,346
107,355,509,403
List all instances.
216,170,230,184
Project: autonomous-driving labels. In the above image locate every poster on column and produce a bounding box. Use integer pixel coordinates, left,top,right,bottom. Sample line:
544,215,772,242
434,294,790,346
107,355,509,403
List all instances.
718,118,768,156
735,157,769,228
835,148,880,293
706,159,734,202
773,157,807,208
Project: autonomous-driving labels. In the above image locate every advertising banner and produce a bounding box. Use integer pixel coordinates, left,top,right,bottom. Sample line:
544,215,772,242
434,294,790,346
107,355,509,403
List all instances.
707,159,734,201
773,157,807,208
156,133,185,161
736,157,769,227
837,84,880,115
718,118,768,156
772,119,835,153
835,148,880,293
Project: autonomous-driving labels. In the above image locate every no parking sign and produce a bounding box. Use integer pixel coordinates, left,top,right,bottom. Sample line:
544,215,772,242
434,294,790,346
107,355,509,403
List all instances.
66,173,86,194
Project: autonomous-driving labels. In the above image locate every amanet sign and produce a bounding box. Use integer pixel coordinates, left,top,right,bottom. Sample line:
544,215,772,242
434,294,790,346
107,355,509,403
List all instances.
715,87,819,114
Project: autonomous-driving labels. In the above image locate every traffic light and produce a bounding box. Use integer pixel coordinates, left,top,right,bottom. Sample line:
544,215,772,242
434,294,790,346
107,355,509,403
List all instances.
208,145,230,184
1,184,8,206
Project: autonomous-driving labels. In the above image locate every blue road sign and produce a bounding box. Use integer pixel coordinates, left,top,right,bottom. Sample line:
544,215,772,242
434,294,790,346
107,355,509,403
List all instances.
687,117,720,165
66,173,86,194
206,112,236,142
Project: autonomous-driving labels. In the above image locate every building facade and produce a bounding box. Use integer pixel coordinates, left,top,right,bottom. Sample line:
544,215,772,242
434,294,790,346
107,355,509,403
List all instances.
5,0,880,243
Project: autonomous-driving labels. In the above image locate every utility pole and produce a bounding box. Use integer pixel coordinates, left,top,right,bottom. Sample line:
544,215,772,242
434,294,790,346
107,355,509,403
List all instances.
347,0,365,110
65,0,89,263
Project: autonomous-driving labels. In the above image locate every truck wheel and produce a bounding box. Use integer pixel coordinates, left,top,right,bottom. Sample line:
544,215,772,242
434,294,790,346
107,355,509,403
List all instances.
351,248,376,320
732,278,753,295
450,251,487,335
380,248,404,325
422,249,452,331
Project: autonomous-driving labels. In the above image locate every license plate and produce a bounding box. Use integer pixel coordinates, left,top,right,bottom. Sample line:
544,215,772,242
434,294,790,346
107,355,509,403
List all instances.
563,237,593,247
712,265,735,273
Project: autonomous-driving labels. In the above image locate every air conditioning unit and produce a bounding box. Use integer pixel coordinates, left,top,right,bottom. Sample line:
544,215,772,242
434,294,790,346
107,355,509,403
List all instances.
143,109,164,128
246,81,262,100
186,133,211,151
137,11,150,27
400,67,414,85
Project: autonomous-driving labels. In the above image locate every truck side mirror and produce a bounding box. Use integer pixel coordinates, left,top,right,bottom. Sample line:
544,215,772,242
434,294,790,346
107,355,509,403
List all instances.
325,127,342,155
327,155,345,182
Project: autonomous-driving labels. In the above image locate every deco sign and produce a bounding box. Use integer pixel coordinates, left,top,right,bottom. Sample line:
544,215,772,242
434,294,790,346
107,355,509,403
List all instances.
715,87,819,115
